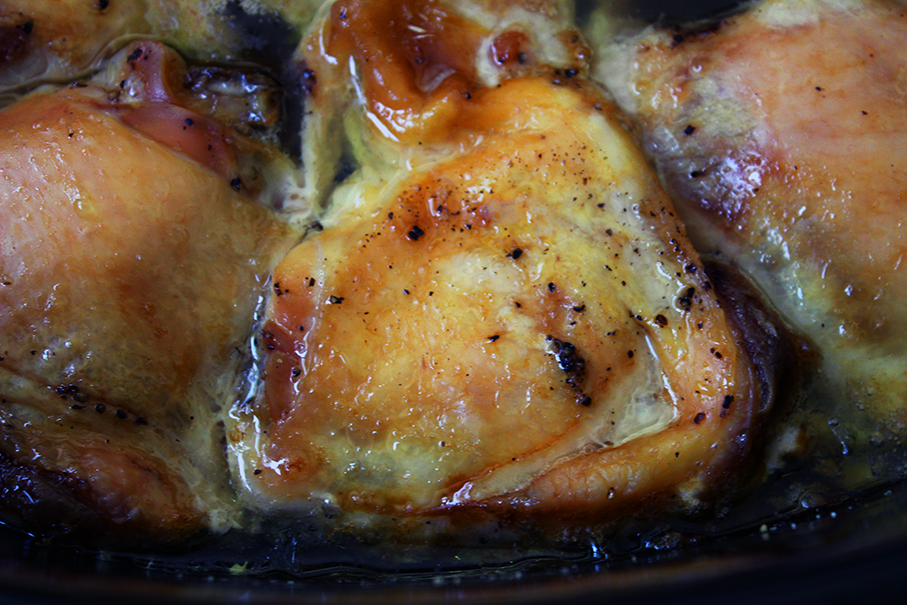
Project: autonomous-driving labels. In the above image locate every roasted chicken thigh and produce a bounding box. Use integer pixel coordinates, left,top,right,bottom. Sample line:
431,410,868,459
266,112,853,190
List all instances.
227,0,774,536
589,0,907,441
0,41,296,540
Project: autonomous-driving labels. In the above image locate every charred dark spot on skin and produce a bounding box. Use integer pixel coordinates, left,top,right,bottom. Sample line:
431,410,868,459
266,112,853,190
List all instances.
260,329,278,351
551,66,584,87
56,384,89,404
693,412,706,425
720,394,734,418
407,225,425,241
506,248,523,260
127,47,144,64
678,287,696,311
547,336,587,392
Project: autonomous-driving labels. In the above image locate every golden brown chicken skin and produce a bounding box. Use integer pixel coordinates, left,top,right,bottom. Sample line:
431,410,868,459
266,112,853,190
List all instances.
0,41,296,541
589,0,907,436
227,0,770,536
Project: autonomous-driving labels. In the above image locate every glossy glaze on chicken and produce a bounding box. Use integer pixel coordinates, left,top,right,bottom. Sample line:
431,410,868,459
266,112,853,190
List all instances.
0,0,899,554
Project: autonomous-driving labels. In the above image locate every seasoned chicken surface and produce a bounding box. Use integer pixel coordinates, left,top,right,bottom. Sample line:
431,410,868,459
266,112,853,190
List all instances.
227,0,771,535
588,0,907,435
0,41,296,540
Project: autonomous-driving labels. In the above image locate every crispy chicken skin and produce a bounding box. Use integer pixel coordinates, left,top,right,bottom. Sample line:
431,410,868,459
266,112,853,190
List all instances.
589,0,907,427
0,41,295,540
227,0,770,532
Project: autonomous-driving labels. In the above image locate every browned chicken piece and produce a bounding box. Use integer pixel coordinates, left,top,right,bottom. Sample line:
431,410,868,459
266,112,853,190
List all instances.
588,0,907,448
0,41,297,541
227,0,777,539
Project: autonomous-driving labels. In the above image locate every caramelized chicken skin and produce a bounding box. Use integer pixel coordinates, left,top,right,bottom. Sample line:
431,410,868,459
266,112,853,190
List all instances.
589,0,907,433
0,41,296,540
227,0,771,533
